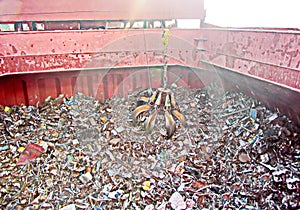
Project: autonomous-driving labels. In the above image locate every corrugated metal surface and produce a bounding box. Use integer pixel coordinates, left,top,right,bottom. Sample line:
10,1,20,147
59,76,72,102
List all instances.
0,65,207,105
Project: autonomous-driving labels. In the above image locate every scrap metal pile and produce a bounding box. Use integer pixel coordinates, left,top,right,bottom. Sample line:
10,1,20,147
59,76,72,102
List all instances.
0,84,299,209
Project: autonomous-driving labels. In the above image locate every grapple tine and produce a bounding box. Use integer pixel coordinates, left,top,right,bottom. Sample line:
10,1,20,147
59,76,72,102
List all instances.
155,91,162,106
139,96,150,103
165,93,171,108
170,92,176,107
136,96,150,107
165,110,176,139
172,109,186,127
149,90,158,104
132,104,151,122
145,109,158,132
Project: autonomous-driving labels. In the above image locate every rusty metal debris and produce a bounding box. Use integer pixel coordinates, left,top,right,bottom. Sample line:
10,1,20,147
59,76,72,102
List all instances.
0,84,299,209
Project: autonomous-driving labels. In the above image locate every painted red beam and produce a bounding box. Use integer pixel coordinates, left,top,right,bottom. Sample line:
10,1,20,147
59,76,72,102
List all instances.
0,0,205,22
0,29,200,56
0,29,200,74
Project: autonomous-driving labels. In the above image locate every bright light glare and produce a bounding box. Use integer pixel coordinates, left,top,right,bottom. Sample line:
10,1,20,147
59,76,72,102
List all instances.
205,0,300,28
177,19,201,29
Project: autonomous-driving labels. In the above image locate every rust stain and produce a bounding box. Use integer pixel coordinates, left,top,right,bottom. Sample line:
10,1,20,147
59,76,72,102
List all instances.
11,45,18,54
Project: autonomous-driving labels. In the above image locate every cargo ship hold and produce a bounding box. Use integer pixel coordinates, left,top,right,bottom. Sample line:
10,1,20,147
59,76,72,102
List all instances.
0,0,299,209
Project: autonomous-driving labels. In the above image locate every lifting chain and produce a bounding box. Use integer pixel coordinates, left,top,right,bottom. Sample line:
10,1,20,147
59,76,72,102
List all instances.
162,28,170,88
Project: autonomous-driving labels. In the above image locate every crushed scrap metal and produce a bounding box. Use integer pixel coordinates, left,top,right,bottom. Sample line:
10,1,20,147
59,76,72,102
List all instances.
0,84,299,209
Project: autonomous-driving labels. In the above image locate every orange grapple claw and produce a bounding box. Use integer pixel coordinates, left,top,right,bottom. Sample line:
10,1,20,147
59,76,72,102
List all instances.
165,110,176,139
172,109,186,127
132,88,186,139
132,104,151,122
145,109,158,132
